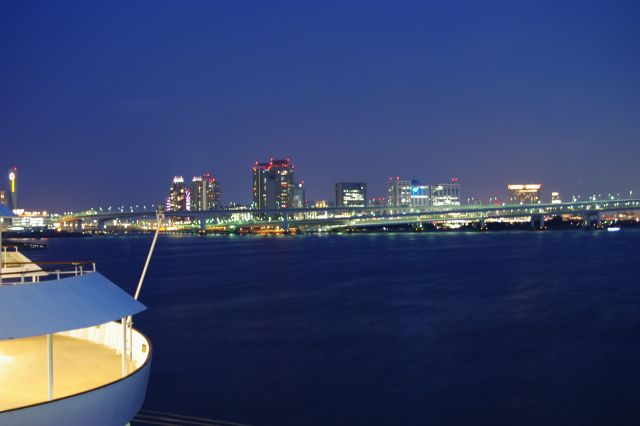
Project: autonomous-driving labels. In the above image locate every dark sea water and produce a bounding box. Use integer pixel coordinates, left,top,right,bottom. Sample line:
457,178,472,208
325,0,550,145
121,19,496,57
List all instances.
28,231,640,425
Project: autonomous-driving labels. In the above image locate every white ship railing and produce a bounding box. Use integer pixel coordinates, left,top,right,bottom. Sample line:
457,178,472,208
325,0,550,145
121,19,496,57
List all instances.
0,260,96,284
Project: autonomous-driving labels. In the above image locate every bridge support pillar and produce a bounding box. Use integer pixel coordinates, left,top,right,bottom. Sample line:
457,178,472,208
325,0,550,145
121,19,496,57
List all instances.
97,219,107,231
198,218,207,235
74,219,83,232
583,211,601,229
478,218,486,231
530,214,545,230
283,212,289,232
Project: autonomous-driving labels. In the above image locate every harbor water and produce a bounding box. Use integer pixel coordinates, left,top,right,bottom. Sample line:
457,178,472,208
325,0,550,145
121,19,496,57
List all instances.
27,231,640,425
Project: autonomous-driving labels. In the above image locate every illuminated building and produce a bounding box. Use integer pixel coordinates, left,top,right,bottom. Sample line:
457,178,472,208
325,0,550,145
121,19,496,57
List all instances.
8,167,17,210
551,192,562,204
252,159,295,209
410,182,431,207
11,210,52,229
292,181,306,208
0,190,5,207
431,178,461,206
191,173,221,211
167,176,187,211
507,184,542,205
387,177,412,207
335,182,367,207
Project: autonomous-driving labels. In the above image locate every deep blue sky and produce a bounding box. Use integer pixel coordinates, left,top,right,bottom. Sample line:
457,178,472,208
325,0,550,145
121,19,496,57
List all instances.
2,0,639,211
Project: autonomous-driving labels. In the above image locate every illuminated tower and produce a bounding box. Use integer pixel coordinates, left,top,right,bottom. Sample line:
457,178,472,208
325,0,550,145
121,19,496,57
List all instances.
191,173,221,211
252,162,270,209
168,176,187,211
252,159,295,209
8,167,17,210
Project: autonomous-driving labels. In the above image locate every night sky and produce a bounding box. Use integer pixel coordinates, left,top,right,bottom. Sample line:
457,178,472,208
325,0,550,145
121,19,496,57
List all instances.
2,0,639,212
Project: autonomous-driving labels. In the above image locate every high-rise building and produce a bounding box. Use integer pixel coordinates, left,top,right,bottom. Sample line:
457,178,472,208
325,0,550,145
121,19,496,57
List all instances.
507,184,542,205
410,181,431,207
335,182,367,207
387,177,412,207
551,192,562,204
0,190,5,207
252,162,270,209
167,176,187,211
8,167,17,209
431,178,461,206
252,159,295,209
191,173,221,211
292,181,306,208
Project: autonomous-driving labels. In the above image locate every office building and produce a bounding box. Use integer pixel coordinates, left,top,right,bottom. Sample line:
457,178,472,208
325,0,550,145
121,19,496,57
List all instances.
551,192,562,204
410,181,431,207
167,176,188,211
335,182,367,207
507,184,542,205
191,173,221,211
431,178,461,206
292,181,306,208
252,158,295,209
387,177,412,207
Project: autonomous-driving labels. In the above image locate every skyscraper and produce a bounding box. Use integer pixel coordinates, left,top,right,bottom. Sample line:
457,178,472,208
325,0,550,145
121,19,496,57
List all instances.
167,176,187,211
191,173,221,211
387,177,412,207
335,183,367,207
8,167,17,210
252,159,295,209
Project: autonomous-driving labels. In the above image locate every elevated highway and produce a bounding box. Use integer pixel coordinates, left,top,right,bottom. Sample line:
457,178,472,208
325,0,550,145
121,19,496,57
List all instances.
60,199,640,231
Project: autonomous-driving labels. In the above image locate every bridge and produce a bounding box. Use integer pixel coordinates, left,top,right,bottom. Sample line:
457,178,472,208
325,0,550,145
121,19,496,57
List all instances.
60,198,640,232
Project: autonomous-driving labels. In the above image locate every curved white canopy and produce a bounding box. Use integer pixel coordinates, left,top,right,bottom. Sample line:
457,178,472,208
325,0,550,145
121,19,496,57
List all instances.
0,272,146,340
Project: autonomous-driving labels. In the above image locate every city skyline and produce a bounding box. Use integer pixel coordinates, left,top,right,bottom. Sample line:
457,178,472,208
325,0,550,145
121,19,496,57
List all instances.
0,158,637,213
3,1,640,211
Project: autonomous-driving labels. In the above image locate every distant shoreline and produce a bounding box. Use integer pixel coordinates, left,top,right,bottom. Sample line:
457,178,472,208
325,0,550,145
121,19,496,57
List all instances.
3,219,638,240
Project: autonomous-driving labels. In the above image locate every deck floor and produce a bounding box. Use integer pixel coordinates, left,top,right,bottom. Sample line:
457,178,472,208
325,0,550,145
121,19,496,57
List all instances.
0,334,133,411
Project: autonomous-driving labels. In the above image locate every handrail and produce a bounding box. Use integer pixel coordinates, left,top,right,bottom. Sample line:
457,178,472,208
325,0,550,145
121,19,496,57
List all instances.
0,323,153,415
1,261,94,267
0,260,97,282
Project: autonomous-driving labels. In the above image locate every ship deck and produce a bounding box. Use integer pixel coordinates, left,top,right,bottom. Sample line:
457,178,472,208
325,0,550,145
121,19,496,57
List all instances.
0,334,134,411
1,249,46,279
